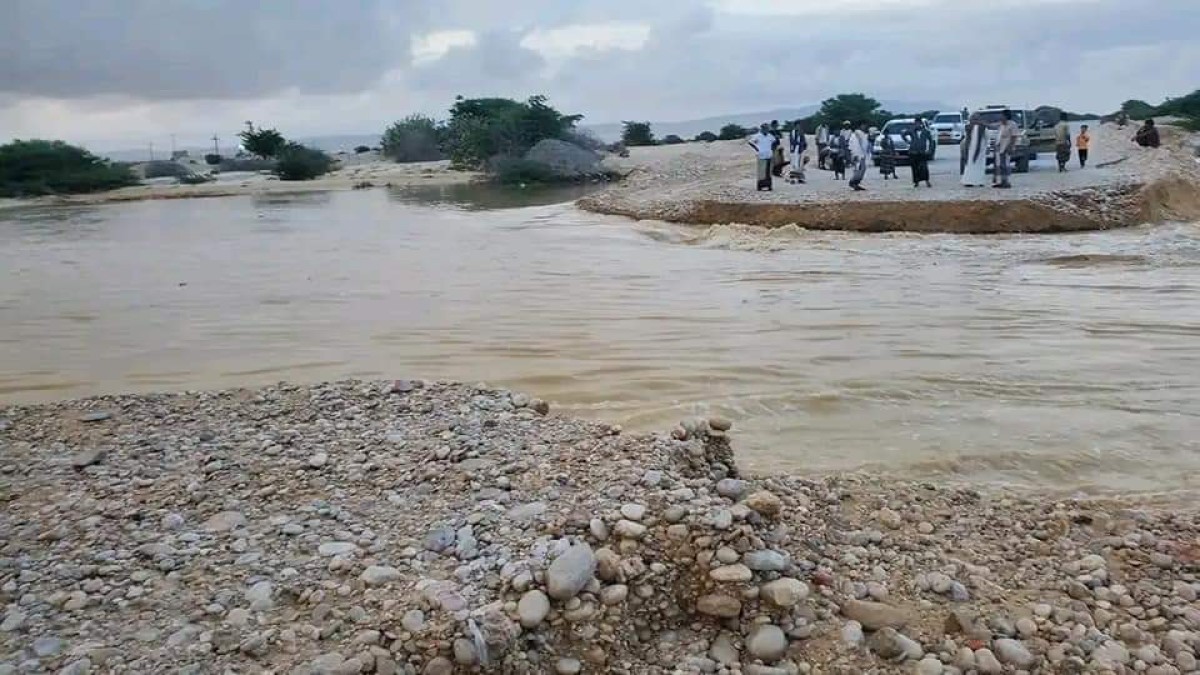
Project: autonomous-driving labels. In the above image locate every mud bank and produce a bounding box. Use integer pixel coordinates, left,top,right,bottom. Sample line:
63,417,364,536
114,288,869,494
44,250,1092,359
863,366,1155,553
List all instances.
579,124,1200,234
2,380,1198,674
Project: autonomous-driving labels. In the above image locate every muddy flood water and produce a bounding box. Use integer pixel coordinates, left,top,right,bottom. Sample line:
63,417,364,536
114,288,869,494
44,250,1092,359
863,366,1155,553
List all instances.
2,186,1199,492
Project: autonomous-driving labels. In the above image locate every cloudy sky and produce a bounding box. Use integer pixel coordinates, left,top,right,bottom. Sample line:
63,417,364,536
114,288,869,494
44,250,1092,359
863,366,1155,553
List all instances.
3,0,1197,150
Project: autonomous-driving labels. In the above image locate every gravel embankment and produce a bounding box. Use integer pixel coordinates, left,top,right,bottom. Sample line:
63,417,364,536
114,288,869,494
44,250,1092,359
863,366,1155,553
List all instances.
1,380,1198,674
579,124,1200,233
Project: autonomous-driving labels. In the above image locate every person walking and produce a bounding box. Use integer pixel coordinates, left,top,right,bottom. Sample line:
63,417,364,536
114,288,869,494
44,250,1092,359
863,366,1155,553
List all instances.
749,123,778,191
848,122,871,191
905,118,935,187
960,114,987,187
1054,111,1072,172
994,109,1018,189
1077,124,1091,168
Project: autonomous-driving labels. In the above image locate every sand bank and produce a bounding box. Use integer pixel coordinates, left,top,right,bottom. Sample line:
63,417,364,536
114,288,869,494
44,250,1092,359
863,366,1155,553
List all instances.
580,124,1200,233
2,380,1198,673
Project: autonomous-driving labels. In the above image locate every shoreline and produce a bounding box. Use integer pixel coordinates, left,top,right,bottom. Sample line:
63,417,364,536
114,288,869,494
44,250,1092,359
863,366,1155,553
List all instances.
579,124,1200,234
2,380,1198,673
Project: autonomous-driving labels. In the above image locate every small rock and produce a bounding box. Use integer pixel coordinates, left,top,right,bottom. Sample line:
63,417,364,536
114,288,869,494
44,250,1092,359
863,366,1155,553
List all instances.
518,590,551,628
620,503,646,521
318,542,359,557
715,478,747,500
709,416,733,431
709,633,740,665
79,411,112,422
508,502,547,522
696,594,742,618
600,584,629,605
0,609,26,632
245,581,274,611
1015,617,1037,638
555,658,582,674
32,636,66,657
57,659,92,675
423,526,456,552
974,648,1003,674
842,620,864,645
70,448,105,468
546,543,596,600
401,610,426,633
841,599,912,630
746,490,783,517
359,566,401,586
760,578,809,607
743,550,787,572
868,627,922,660
453,638,478,666
746,624,788,663
993,639,1036,668
307,452,328,468
423,657,454,675
530,398,550,415
204,511,246,533
614,519,647,539
710,564,753,583
915,656,944,675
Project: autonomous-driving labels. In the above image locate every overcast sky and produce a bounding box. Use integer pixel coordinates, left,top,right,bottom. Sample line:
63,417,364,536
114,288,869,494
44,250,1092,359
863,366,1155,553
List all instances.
3,0,1197,149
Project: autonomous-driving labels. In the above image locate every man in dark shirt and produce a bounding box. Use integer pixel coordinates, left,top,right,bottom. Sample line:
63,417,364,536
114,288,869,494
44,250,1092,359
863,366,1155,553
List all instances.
1134,119,1160,148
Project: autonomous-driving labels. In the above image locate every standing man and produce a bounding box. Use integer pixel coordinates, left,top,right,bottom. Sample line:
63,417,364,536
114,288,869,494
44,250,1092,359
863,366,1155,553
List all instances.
905,118,935,188
848,122,871,191
788,121,808,184
749,123,778,191
994,109,1018,189
815,123,830,169
1054,111,1072,172
770,120,786,177
1077,124,1091,168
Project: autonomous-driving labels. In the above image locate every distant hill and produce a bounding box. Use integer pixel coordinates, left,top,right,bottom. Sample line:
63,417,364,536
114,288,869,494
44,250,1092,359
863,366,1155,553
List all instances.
583,100,951,142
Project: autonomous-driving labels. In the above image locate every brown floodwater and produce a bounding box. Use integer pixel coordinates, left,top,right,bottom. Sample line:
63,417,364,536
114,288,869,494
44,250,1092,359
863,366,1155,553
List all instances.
2,187,1199,492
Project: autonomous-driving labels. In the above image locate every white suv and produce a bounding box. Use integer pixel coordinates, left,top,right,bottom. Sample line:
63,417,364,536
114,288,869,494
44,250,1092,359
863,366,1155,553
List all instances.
931,112,965,144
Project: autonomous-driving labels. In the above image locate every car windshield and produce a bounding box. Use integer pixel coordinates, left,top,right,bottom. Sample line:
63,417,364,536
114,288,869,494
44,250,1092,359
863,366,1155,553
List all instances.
884,122,915,135
934,114,959,124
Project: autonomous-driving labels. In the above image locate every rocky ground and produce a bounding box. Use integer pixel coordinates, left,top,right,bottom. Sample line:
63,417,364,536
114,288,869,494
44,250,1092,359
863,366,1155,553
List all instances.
1,380,1198,674
579,124,1200,233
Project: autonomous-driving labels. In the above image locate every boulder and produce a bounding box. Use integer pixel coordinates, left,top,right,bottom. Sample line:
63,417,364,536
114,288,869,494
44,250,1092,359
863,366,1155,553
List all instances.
522,139,602,179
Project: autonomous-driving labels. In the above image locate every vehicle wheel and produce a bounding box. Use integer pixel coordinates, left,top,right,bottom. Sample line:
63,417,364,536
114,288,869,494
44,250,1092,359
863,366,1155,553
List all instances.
1016,155,1030,173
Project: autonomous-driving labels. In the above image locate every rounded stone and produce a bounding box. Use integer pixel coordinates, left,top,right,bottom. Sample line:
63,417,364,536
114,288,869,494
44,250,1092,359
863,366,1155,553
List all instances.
517,590,551,628
746,624,787,663
760,578,809,608
546,543,596,600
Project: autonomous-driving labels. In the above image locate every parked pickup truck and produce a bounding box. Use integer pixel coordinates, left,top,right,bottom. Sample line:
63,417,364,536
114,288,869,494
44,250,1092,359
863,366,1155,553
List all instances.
974,106,1035,173
930,111,965,145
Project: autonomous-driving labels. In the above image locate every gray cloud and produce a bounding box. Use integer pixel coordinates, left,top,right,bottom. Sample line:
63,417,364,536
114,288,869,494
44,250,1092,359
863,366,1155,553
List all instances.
1,0,415,99
1,0,1197,143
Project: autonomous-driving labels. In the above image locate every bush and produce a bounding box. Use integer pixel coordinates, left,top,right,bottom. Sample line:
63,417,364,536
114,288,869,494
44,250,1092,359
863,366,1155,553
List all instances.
490,157,564,185
274,143,333,181
239,124,287,159
0,139,138,197
561,129,606,153
661,134,685,145
694,131,718,143
381,115,444,163
218,157,276,172
354,145,372,154
622,121,655,147
204,153,222,165
718,124,748,141
443,95,582,169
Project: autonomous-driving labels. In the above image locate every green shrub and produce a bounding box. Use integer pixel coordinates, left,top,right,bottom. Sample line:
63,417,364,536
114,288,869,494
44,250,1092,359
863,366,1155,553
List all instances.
490,157,563,185
442,95,582,169
0,139,138,197
717,124,748,141
143,160,190,179
661,134,685,145
621,121,655,147
381,115,444,163
204,153,222,165
239,124,287,159
694,131,718,142
354,145,372,154
274,143,333,181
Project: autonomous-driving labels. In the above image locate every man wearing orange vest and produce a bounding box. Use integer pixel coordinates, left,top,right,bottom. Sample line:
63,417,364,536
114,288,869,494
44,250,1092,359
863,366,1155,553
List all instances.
1077,124,1091,168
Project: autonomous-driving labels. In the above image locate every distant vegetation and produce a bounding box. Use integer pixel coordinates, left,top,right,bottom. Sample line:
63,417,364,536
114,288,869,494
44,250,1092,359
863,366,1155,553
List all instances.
621,121,655,147
1118,90,1200,131
444,95,583,170
694,131,718,143
239,124,287,159
381,114,444,163
354,145,372,154
718,124,749,141
274,142,334,181
0,139,137,198
661,134,685,145
204,153,222,166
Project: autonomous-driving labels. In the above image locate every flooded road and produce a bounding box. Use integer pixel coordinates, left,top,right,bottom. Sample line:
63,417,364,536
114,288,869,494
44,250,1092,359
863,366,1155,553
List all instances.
2,187,1198,491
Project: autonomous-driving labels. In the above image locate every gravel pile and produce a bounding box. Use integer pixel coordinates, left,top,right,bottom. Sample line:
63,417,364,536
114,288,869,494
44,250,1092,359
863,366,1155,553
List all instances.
2,380,1198,674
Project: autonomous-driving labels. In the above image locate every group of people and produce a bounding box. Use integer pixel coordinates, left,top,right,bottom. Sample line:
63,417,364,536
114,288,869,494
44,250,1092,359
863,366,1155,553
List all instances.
1050,112,1092,172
